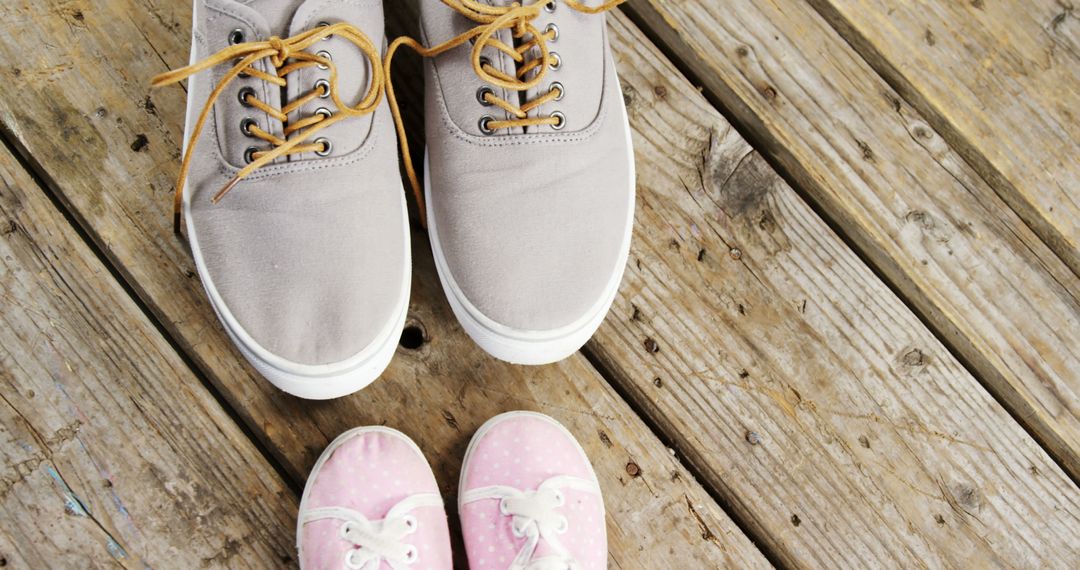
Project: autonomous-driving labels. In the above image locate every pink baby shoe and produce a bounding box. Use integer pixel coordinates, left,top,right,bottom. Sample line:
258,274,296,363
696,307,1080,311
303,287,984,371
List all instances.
297,427,452,570
458,412,607,570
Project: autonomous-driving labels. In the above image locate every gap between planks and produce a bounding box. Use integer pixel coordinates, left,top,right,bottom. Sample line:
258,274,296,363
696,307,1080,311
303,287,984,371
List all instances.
619,0,1080,486
0,0,768,566
0,127,297,567
615,1,1080,488
804,0,1080,280
0,114,304,499
0,59,744,569
593,7,1080,568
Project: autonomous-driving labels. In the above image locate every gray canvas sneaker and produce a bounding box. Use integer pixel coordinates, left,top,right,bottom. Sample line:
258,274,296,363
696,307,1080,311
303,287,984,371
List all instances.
388,0,633,365
154,0,409,399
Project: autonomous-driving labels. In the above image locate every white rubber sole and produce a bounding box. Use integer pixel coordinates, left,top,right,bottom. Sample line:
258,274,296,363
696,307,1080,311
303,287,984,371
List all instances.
296,426,431,564
424,85,636,366
457,411,604,516
181,6,409,400
189,259,409,401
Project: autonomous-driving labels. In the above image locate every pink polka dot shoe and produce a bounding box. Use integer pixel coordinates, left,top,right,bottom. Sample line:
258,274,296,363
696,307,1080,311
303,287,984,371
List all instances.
458,412,607,570
297,427,452,570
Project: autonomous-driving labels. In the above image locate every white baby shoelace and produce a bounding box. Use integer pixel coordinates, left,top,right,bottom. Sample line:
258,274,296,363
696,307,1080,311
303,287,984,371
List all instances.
461,475,602,570
300,493,442,570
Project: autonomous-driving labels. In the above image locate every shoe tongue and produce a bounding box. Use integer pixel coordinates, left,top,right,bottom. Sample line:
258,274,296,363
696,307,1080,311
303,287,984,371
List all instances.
246,0,307,37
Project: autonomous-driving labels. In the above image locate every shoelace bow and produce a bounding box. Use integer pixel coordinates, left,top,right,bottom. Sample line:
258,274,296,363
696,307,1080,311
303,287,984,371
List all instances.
151,23,384,235
385,0,625,227
299,493,443,570
461,475,602,570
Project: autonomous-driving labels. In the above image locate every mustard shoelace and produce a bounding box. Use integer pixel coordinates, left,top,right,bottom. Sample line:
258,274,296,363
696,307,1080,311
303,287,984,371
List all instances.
385,0,625,227
152,23,384,235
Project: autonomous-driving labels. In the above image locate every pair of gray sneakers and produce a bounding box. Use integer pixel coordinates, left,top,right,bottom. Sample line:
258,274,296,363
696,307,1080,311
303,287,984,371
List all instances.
157,0,633,400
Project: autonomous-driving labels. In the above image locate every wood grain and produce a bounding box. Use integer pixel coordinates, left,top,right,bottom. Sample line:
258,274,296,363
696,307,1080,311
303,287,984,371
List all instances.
590,10,1080,569
0,0,768,567
806,0,1080,277
0,142,296,566
622,0,1080,481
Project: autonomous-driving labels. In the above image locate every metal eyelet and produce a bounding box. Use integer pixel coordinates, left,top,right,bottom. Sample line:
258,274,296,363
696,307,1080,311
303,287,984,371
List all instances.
228,28,246,45
479,56,492,69
243,147,259,164
233,58,249,78
403,515,418,535
338,521,354,540
314,137,332,156
544,1,557,13
315,107,333,120
476,86,495,106
314,79,331,98
404,546,418,563
240,118,258,137
478,115,496,135
238,86,256,107
549,82,565,101
345,549,365,570
548,52,562,70
556,516,569,534
316,50,332,70
545,23,560,42
318,21,333,39
550,111,566,130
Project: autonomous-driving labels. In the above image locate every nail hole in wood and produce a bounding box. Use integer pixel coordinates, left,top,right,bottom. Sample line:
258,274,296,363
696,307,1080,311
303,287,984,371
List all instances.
399,321,426,350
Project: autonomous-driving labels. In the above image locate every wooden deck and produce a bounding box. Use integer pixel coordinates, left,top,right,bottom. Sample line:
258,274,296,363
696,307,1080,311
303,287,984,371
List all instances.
1,0,1078,567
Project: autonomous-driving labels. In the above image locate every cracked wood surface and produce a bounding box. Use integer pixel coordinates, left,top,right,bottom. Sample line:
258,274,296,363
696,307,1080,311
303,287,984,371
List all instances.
623,0,1080,483
3,0,1077,567
587,8,1080,569
0,143,296,567
805,0,1080,277
0,0,767,566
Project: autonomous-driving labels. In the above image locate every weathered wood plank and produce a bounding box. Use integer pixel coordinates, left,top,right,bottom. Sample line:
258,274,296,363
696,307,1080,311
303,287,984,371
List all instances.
0,1,768,567
0,143,296,566
622,0,1080,481
591,10,1080,569
806,0,1080,277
